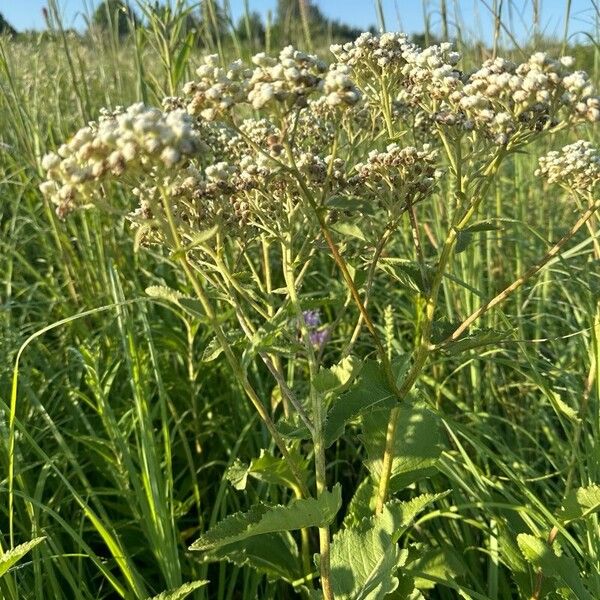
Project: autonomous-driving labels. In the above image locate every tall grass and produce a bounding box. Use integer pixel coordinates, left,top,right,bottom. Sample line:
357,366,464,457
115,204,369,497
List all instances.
1,1,599,598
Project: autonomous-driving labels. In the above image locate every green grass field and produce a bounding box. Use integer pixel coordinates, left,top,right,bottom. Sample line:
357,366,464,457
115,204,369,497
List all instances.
2,1,600,598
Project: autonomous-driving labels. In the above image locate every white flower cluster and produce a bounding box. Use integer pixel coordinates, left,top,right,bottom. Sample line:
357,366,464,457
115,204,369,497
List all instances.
183,54,252,121
39,103,203,217
323,64,362,107
182,47,334,116
400,42,462,103
536,140,600,191
248,46,327,109
453,53,600,144
330,32,415,71
353,143,441,201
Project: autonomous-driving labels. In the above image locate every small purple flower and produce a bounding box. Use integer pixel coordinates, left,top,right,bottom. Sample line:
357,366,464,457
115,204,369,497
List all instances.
309,328,330,348
302,309,321,328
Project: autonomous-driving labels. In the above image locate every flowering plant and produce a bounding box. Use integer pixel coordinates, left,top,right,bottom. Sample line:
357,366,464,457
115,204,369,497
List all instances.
40,32,600,599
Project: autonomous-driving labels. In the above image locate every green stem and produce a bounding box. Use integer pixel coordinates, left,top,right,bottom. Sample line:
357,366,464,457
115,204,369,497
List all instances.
160,195,310,498
282,237,334,600
375,145,505,512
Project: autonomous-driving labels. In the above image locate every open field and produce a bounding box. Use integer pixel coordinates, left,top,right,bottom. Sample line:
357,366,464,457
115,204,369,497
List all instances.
2,1,600,598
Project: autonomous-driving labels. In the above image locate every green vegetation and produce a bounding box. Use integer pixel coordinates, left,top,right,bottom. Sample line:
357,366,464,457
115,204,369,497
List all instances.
1,1,600,599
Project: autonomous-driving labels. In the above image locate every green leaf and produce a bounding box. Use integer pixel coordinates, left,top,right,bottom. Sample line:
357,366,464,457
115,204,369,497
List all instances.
190,485,342,551
201,330,245,362
378,259,432,295
324,360,396,447
171,225,219,259
455,220,500,253
314,356,362,394
199,532,301,583
0,537,46,578
517,534,591,600
440,328,510,354
360,403,442,491
387,492,450,540
178,297,206,320
227,450,309,492
344,477,378,528
326,195,376,215
277,414,312,440
145,581,208,600
331,222,367,241
173,30,196,87
409,546,466,591
225,459,250,491
330,504,408,600
560,485,600,522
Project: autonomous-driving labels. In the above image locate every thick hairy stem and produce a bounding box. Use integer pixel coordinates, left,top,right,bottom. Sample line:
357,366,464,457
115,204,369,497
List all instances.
282,239,334,600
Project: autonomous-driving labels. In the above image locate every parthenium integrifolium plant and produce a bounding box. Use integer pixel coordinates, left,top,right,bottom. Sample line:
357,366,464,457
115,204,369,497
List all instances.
39,32,600,599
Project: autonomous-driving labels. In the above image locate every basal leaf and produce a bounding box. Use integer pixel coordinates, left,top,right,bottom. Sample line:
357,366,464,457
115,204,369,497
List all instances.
145,581,208,600
190,485,342,551
0,537,46,578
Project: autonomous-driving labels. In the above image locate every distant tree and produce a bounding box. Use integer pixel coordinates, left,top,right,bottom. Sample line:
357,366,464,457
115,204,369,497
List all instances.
0,11,16,36
235,11,265,47
91,0,136,38
276,0,363,46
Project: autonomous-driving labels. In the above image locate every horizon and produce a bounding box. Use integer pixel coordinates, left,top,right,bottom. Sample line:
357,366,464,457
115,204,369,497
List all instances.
2,0,598,45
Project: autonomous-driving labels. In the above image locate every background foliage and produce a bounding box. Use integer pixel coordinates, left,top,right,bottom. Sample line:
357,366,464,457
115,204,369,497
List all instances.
1,1,600,598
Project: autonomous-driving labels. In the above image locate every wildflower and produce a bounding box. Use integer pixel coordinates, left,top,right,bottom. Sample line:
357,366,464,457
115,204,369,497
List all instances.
39,103,203,217
309,328,330,348
352,143,441,206
247,45,327,110
183,55,252,121
302,309,321,328
536,140,600,192
323,64,362,107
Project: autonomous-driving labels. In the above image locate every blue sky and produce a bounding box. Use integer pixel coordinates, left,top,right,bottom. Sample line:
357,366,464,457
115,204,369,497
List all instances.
3,0,597,41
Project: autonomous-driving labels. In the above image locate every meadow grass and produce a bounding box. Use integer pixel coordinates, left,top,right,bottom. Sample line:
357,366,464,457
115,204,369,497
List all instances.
1,1,600,598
